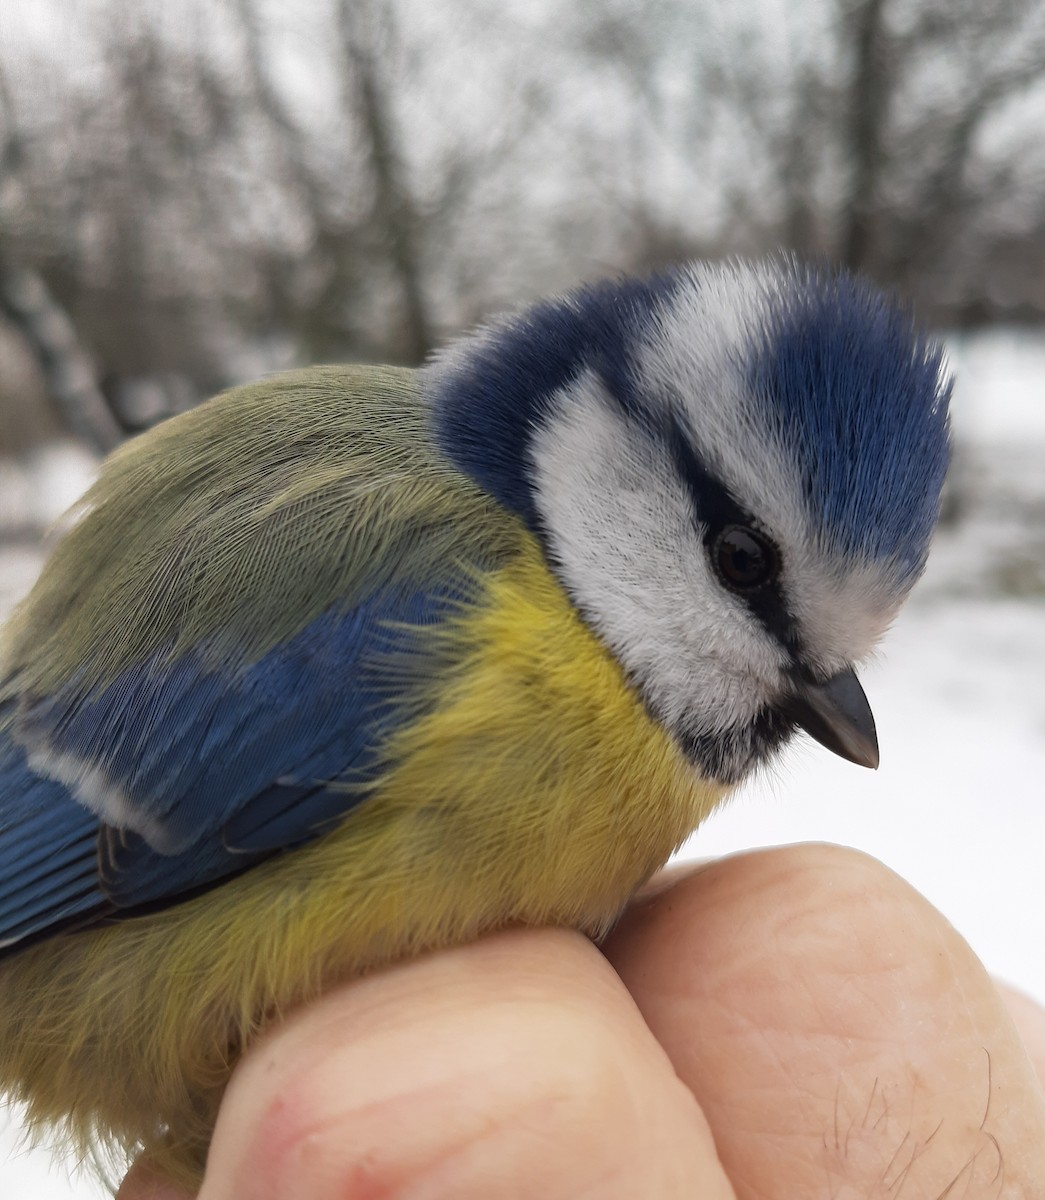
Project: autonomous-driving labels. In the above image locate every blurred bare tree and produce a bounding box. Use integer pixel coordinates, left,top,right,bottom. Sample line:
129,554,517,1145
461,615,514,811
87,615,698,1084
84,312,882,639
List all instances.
0,0,1044,453
229,0,437,363
663,0,1045,318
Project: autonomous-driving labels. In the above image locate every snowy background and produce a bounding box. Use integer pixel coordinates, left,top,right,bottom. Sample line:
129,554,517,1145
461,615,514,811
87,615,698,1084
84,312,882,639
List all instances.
1,328,1043,1197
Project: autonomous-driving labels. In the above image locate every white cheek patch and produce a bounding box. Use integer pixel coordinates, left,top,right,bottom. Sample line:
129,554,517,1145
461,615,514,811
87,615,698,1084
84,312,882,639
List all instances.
531,369,785,737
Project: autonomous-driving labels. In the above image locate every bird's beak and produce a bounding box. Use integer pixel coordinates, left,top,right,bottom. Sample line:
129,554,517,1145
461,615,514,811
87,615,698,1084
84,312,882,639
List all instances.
782,667,880,769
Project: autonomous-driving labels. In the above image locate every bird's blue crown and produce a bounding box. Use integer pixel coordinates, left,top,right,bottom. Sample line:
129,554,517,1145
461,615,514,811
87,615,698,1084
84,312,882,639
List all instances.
426,258,951,581
748,262,951,577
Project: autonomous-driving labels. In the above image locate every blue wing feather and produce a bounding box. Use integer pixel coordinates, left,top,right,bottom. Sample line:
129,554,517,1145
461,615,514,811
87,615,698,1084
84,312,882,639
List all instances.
1,581,463,948
0,732,103,947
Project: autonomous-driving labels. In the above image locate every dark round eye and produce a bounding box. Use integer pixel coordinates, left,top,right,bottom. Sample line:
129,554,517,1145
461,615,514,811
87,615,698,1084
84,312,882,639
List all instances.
713,525,779,592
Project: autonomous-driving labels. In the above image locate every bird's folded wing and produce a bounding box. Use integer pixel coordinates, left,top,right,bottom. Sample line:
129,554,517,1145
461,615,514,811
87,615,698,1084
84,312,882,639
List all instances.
0,367,520,951
0,577,464,948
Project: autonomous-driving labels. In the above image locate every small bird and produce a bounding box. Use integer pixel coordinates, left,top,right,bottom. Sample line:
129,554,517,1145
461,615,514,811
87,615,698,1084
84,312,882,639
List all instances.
0,257,950,1189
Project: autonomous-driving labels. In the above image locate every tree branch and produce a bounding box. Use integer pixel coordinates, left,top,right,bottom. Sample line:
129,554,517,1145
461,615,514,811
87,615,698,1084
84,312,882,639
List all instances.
337,0,433,362
0,258,121,452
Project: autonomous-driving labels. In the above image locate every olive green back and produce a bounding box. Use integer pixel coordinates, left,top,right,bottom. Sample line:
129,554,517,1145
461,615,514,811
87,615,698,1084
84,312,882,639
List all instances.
1,365,520,695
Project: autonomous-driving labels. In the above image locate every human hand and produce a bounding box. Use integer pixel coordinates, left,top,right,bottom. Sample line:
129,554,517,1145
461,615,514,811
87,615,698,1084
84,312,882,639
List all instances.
118,843,1045,1199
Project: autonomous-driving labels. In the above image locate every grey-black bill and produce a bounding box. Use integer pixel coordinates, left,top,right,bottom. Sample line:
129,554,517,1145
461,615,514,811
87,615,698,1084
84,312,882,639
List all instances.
782,667,880,769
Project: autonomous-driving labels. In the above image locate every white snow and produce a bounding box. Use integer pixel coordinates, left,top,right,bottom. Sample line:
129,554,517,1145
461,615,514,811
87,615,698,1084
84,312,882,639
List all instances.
2,328,1044,1195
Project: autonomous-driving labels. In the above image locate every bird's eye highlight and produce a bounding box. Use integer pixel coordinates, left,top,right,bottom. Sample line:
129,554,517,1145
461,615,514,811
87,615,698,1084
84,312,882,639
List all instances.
713,525,779,592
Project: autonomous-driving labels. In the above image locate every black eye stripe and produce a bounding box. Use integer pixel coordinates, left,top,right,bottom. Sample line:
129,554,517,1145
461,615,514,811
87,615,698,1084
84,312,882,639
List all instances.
665,416,749,541
665,415,803,660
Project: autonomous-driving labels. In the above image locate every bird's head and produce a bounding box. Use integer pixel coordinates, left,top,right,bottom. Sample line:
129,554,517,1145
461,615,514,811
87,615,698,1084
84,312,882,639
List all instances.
426,258,952,784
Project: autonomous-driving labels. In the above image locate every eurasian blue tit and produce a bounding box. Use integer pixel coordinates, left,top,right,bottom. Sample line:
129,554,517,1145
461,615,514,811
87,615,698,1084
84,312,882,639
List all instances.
0,257,950,1188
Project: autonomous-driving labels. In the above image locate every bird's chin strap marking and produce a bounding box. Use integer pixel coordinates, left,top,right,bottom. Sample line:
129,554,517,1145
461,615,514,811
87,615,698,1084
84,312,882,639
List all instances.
674,703,794,784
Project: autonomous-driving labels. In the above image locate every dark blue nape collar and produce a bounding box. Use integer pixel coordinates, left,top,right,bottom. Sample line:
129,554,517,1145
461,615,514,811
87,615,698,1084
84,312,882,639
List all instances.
427,271,681,530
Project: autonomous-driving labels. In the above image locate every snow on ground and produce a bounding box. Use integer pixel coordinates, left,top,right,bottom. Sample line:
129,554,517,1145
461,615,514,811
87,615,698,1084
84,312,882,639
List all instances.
1,330,1044,1196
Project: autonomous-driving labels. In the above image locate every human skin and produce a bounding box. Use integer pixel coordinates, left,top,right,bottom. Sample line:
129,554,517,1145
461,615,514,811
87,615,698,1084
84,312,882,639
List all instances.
118,843,1045,1199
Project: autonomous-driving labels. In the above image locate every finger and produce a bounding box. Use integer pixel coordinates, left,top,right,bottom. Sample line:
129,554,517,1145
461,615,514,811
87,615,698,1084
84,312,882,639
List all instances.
116,1159,192,1200
997,981,1045,1088
199,928,735,1200
605,843,1045,1196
